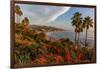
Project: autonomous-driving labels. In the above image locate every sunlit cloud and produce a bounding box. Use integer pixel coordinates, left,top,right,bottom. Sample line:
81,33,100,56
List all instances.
44,7,70,22
16,4,70,24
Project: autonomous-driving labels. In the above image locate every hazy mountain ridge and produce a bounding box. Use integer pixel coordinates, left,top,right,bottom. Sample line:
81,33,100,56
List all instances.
29,25,65,32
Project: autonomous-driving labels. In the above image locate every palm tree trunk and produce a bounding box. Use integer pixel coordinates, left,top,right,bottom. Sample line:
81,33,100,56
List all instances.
18,15,20,23
75,32,77,45
78,33,80,46
85,28,88,47
17,15,18,23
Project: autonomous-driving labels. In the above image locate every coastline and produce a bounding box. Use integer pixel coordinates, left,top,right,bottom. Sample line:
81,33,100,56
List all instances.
45,31,94,48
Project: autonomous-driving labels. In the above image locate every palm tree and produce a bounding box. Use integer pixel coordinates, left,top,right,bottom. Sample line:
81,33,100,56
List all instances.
77,22,83,45
71,12,82,45
21,17,29,31
22,17,29,26
15,5,23,23
18,10,23,23
83,16,93,47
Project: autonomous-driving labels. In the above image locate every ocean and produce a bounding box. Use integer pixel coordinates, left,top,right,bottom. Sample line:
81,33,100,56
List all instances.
46,31,95,47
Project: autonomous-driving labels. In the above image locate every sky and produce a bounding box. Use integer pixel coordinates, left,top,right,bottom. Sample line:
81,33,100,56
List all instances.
15,4,95,32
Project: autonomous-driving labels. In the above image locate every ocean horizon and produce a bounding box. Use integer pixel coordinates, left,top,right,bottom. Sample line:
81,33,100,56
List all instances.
46,31,94,47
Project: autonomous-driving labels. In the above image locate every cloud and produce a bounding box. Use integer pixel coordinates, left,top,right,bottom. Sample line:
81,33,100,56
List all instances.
47,7,70,22
18,4,70,24
33,6,70,23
